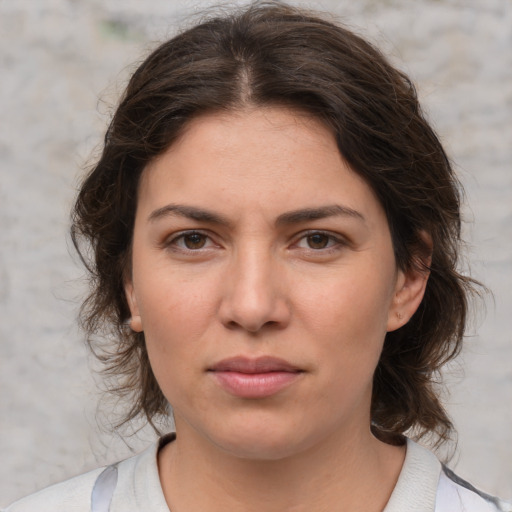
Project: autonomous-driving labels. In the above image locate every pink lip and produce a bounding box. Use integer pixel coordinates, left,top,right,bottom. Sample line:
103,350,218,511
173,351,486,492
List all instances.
208,356,303,399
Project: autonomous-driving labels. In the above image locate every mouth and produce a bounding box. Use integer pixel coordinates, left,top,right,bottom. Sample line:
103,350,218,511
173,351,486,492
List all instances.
208,356,304,399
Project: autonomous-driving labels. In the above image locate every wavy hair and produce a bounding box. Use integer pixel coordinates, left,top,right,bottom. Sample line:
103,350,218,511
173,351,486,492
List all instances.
72,1,479,444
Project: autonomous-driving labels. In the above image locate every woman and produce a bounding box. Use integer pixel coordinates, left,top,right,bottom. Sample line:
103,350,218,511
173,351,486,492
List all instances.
5,2,511,511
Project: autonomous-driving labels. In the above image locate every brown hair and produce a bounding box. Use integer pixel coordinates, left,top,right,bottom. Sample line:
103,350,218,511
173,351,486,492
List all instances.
72,1,478,444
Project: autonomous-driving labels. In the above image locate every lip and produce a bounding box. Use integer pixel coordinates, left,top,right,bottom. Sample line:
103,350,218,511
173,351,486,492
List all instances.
208,356,304,399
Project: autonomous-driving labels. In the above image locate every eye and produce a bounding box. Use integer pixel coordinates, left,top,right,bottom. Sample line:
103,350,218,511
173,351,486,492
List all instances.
305,233,330,249
169,231,213,250
295,231,344,251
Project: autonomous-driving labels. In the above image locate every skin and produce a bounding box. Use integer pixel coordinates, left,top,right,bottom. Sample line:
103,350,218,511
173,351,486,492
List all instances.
125,107,429,512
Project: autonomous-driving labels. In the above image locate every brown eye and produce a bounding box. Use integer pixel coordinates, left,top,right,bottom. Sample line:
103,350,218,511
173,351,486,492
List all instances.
166,230,218,254
306,233,330,249
183,232,207,249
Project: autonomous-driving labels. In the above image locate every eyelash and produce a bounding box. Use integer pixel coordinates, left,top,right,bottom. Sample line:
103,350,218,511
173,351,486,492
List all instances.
164,229,346,255
165,230,216,252
293,230,347,254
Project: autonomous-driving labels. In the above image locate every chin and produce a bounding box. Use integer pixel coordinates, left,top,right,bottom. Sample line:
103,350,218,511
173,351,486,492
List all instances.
205,419,319,462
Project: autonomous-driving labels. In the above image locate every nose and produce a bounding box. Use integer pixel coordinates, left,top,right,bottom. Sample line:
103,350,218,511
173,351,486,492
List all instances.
218,247,291,333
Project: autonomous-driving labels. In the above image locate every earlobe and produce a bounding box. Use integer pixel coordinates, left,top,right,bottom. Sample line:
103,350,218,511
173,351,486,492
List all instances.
125,280,143,333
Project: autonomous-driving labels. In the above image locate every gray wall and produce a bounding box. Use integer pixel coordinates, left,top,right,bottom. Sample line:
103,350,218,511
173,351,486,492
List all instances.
1,0,511,505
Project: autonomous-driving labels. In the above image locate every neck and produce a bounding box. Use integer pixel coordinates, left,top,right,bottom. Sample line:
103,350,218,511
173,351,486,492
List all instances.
158,422,405,512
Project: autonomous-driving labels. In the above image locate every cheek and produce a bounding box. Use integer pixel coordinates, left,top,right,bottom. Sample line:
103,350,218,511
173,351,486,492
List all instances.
293,269,395,380
141,289,211,353
135,260,218,332
140,297,203,407
298,270,394,336
134,272,221,393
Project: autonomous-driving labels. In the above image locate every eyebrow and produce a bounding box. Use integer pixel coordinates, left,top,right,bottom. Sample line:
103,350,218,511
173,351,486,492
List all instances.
275,205,365,225
148,204,232,226
148,203,365,227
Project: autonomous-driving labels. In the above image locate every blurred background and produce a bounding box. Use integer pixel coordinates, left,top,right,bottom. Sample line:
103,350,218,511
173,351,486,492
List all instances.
1,0,511,506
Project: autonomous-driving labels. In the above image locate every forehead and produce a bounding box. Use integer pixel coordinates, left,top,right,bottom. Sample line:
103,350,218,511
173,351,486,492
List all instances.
138,107,385,227
145,107,338,181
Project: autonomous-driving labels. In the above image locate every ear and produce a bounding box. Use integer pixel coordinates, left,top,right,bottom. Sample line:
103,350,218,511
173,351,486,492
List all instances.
124,279,143,333
387,234,432,332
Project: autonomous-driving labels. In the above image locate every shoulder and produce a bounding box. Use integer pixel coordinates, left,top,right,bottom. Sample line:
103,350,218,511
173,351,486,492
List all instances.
435,465,512,512
2,436,172,512
384,439,512,512
2,466,104,512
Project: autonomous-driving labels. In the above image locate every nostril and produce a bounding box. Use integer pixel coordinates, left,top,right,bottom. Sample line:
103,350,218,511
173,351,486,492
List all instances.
224,320,240,331
224,318,282,333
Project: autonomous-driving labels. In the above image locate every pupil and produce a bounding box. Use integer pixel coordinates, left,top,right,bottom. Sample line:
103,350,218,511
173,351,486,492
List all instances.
308,234,328,249
185,233,205,249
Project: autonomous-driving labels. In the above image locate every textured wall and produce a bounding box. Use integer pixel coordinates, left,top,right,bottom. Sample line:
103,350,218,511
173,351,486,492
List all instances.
1,0,511,506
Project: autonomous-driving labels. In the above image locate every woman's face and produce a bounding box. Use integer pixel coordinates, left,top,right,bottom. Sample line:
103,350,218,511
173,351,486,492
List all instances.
126,107,426,459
